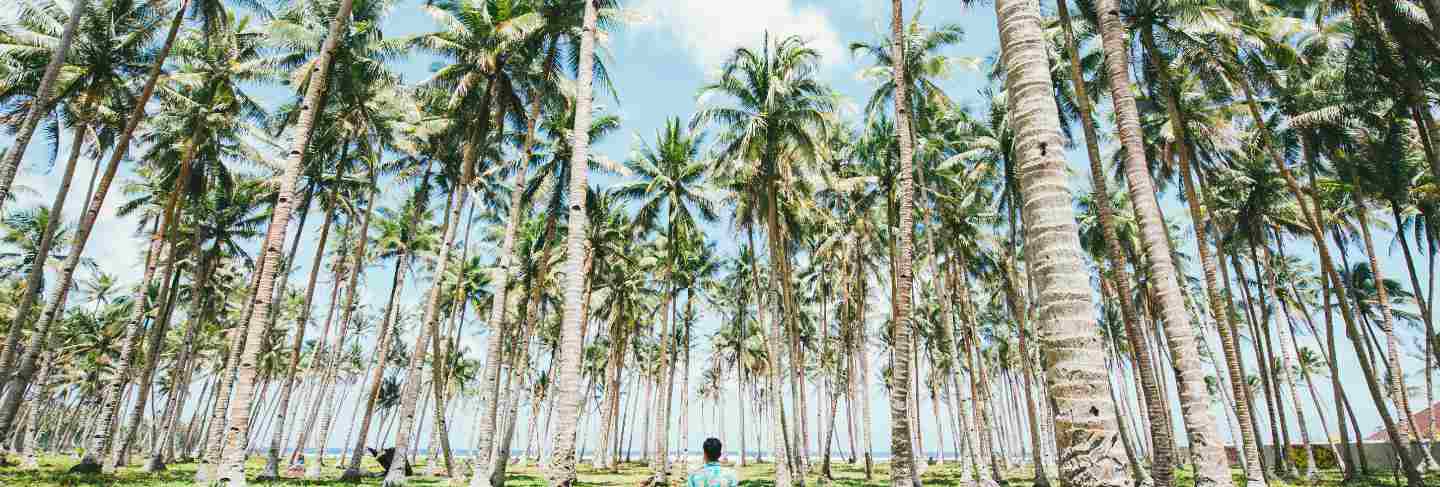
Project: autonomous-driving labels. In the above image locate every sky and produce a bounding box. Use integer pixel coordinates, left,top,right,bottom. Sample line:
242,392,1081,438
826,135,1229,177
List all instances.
3,0,1438,460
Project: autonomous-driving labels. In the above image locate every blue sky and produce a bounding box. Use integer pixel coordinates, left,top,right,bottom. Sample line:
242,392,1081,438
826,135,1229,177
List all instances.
4,0,1438,459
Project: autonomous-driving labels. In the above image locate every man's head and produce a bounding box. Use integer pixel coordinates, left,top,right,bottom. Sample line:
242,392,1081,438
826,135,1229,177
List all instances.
703,438,723,462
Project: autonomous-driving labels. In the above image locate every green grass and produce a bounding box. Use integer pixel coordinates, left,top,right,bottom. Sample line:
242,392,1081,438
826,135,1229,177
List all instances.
0,454,1434,486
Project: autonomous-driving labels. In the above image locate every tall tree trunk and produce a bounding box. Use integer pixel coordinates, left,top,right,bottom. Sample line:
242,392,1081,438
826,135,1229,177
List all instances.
956,269,1000,486
1053,3,1163,483
18,349,56,469
212,0,354,477
992,1,1128,486
291,257,343,466
1351,187,1437,470
0,118,88,380
1094,4,1231,485
999,260,1051,486
147,237,216,472
384,154,473,486
544,2,600,479
646,287,677,486
0,0,89,214
887,3,919,486
307,181,376,477
340,257,407,480
260,207,335,478
468,80,533,487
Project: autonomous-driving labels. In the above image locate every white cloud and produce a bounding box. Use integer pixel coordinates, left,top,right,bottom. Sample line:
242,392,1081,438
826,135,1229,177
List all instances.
631,0,845,72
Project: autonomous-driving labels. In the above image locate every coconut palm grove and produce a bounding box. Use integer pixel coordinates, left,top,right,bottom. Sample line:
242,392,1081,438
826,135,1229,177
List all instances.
3,0,1440,486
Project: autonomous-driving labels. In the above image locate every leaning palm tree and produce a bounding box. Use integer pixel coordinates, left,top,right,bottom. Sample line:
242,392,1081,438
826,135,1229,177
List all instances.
1085,1,1235,485
207,0,358,483
0,0,90,213
983,0,1127,485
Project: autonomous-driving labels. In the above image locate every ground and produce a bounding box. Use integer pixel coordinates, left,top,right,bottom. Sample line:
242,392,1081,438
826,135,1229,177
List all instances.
0,454,1434,486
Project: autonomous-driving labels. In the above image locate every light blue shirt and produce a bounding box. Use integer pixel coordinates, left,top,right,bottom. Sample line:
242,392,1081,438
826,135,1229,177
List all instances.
687,461,738,487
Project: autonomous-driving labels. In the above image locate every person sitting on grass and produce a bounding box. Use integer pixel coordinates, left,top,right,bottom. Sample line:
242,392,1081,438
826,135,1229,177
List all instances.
688,438,738,487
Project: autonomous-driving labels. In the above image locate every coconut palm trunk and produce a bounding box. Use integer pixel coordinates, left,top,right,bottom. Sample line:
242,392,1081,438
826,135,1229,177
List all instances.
212,0,354,483
592,313,626,470
646,289,677,486
307,182,376,477
341,256,407,480
544,1,598,485
147,234,216,472
114,234,191,468
0,0,89,215
885,2,919,486
382,140,476,486
1091,2,1233,485
291,254,344,467
469,85,538,487
998,260,1050,486
0,0,188,445
1053,1,1165,484
990,0,1129,485
0,117,88,380
260,207,335,478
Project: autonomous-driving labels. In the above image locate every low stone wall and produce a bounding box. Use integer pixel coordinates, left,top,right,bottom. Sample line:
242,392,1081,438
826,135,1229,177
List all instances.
1165,442,1439,471
1254,441,1440,471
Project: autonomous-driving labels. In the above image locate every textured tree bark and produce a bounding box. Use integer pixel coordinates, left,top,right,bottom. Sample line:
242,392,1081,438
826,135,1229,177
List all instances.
543,1,599,484
886,3,918,486
260,207,335,479
239,8,351,476
1094,3,1232,485
307,182,375,476
992,1,1129,485
384,171,471,486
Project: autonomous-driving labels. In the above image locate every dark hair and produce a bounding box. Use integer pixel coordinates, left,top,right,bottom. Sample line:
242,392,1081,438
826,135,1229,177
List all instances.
703,438,722,462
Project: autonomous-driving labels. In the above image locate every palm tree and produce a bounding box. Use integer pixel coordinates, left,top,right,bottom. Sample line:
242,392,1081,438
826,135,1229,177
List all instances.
207,0,357,483
0,0,172,450
985,0,1127,485
0,0,162,391
693,32,833,486
883,2,920,486
1084,2,1235,485
542,1,603,483
0,0,89,212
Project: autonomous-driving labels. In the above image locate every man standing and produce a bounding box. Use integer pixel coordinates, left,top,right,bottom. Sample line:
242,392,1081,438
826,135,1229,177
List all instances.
688,438,738,487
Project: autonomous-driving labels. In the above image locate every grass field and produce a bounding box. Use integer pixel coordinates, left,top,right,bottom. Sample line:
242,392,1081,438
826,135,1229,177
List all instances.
0,454,1434,486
